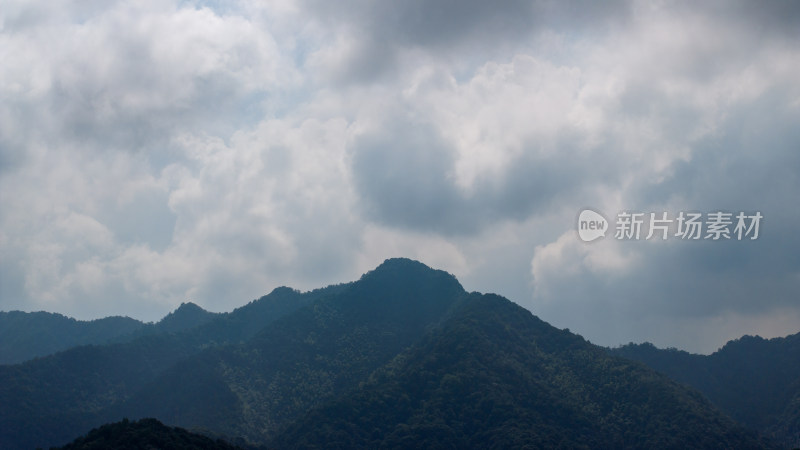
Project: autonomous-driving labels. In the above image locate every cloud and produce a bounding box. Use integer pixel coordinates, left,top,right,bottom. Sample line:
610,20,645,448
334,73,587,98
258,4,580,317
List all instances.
346,54,630,235
1,1,295,156
521,3,800,352
300,0,631,83
1,0,799,353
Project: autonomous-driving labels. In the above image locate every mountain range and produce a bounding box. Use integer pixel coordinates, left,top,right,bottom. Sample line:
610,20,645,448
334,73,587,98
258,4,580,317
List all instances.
0,258,795,449
0,301,220,365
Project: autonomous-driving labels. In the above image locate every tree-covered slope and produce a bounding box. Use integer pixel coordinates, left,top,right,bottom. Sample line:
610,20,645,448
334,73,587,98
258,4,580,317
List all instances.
0,286,317,450
151,302,218,334
611,332,800,448
115,258,468,445
1,258,791,449
54,417,242,450
0,258,464,449
270,293,771,449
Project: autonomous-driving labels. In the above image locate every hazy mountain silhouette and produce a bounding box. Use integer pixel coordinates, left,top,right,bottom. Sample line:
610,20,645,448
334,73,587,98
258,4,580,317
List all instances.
0,311,144,365
0,302,217,365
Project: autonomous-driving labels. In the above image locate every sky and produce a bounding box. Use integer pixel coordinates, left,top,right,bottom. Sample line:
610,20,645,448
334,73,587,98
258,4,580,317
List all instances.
1,0,799,354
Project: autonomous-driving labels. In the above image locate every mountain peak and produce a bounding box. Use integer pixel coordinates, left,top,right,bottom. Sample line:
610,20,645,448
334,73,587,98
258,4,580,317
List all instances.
268,286,300,296
175,302,205,313
373,257,433,272
155,301,216,334
268,292,768,449
362,258,460,286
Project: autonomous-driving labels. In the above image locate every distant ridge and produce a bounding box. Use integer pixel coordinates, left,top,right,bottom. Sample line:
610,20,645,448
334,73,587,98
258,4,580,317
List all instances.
611,332,800,448
0,311,144,365
0,301,220,365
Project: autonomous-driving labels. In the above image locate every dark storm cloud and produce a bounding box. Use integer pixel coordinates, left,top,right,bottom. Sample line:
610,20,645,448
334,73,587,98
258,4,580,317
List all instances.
350,113,626,235
310,0,630,46
351,118,463,231
302,0,630,82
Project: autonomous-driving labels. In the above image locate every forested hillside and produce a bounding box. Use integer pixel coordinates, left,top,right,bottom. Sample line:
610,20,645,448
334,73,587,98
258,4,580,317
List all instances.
0,259,790,449
612,333,800,448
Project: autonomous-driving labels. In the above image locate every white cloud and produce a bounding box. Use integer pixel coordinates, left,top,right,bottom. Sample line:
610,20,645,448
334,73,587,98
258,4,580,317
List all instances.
1,0,799,352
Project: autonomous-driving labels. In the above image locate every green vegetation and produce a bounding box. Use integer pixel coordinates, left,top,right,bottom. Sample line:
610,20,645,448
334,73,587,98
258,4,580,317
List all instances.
118,258,467,444
53,418,241,450
0,286,318,449
0,259,793,449
269,293,769,449
151,302,217,334
611,333,800,448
